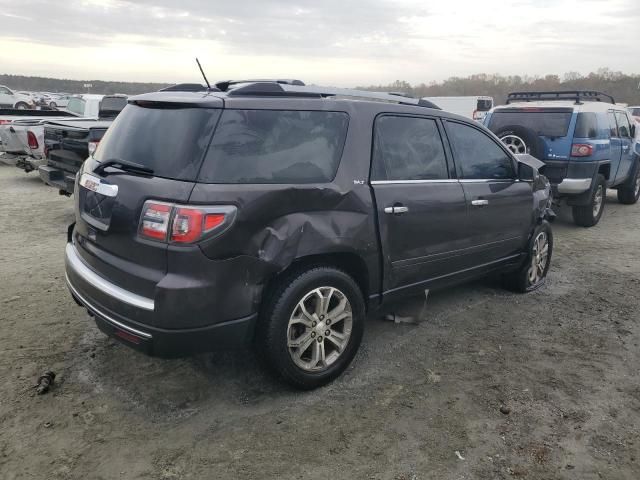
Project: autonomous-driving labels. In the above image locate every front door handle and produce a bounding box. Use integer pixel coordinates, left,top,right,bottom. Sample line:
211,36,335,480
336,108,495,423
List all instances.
471,199,489,206
384,205,409,214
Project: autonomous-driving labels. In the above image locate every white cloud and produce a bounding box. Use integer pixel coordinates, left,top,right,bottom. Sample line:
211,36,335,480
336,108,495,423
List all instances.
0,0,638,85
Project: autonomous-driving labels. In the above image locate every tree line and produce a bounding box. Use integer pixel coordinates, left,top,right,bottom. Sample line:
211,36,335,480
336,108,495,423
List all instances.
0,74,170,95
2,69,639,105
358,69,640,105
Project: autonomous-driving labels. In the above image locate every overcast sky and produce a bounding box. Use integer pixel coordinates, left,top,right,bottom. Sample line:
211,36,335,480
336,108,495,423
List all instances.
0,0,638,86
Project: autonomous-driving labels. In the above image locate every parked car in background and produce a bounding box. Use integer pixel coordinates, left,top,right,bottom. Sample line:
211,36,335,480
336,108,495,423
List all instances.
49,95,72,109
39,94,128,193
628,106,640,124
485,91,639,227
65,94,127,117
422,96,494,122
0,86,36,109
64,81,554,389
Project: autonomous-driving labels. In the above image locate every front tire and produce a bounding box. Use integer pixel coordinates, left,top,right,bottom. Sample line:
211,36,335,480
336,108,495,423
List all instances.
617,159,640,205
503,221,553,293
572,174,606,227
49,102,58,109
15,102,28,110
258,266,365,390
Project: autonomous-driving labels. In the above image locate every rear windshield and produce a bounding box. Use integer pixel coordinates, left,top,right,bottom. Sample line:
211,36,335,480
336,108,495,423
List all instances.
99,97,127,117
477,99,492,111
94,104,221,181
198,109,349,184
488,109,573,137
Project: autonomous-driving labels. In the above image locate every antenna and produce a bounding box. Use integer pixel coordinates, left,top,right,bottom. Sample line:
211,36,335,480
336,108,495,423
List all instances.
195,58,212,91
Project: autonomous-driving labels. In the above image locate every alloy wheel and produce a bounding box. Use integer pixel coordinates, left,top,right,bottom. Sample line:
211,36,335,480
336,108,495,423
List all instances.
500,134,528,154
593,185,604,217
287,286,353,372
527,231,549,286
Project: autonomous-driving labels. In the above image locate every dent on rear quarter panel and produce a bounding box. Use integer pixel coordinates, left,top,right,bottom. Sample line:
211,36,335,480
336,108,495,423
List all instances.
190,182,379,304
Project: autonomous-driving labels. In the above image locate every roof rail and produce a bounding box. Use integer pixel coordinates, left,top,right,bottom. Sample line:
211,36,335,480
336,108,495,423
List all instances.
215,79,305,91
160,83,212,92
225,82,441,109
506,90,615,105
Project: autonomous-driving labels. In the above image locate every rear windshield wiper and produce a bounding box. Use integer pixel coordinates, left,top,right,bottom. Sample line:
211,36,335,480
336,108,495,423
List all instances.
94,158,154,176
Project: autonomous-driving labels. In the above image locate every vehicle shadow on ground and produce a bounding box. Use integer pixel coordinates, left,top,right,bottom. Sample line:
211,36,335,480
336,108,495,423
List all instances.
76,276,506,421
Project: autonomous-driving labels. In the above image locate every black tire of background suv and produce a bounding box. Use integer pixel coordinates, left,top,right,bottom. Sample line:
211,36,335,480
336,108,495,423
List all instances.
572,174,606,227
257,266,365,390
502,220,553,293
492,124,545,159
617,158,640,205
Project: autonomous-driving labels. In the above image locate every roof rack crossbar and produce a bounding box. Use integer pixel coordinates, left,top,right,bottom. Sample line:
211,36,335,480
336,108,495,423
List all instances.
216,79,305,91
506,90,615,105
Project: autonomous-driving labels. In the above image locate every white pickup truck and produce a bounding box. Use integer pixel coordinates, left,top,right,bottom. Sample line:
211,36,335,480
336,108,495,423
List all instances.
0,94,127,172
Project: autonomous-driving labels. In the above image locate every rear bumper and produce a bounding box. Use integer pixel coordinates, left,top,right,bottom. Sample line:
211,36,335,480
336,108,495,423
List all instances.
38,165,75,193
65,242,257,357
556,178,592,194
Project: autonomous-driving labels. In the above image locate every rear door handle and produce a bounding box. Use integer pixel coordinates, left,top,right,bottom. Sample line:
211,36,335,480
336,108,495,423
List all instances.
384,205,409,214
471,199,489,206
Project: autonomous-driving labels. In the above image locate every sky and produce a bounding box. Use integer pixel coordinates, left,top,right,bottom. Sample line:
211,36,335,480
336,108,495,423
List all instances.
0,0,638,86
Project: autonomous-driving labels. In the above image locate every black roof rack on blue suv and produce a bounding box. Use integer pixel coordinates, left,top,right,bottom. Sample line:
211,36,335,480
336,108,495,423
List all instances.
225,81,441,109
506,90,615,105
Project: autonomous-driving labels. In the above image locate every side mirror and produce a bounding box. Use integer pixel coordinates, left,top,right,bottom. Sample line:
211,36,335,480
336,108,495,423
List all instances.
518,162,537,182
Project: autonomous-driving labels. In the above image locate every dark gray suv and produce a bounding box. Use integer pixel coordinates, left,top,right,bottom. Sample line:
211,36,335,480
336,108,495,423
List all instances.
65,81,554,389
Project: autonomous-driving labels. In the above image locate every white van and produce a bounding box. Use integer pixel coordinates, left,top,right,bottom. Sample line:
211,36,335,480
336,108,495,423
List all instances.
421,96,494,122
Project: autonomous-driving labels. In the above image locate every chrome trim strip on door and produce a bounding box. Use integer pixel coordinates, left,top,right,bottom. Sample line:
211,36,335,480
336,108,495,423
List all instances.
371,179,459,185
65,243,155,311
458,179,515,184
66,275,153,339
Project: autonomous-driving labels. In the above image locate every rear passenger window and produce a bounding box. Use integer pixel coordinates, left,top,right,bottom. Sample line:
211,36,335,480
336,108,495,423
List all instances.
574,113,599,139
615,112,631,138
199,110,349,184
371,116,448,181
446,121,515,180
607,112,618,137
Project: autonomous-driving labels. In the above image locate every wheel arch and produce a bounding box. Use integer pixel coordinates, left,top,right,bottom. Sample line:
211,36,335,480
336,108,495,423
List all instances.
263,251,371,311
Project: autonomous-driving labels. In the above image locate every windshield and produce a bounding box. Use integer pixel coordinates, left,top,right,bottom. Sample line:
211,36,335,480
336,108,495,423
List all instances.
488,108,573,137
94,104,221,181
630,108,640,117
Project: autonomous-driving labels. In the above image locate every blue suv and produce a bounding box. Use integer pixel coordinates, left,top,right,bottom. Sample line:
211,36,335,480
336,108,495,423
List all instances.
485,91,639,227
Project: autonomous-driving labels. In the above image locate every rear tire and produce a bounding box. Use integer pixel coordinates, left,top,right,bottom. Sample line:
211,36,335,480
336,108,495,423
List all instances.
572,174,606,227
15,102,28,110
49,102,58,110
503,221,553,293
257,266,365,390
617,159,640,205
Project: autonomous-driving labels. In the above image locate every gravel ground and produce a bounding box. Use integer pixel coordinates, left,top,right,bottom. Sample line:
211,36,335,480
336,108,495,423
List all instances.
0,163,639,480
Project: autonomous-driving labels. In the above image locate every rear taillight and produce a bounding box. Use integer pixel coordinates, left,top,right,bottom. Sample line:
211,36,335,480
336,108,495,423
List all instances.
0,120,10,125
139,201,235,244
27,131,39,149
88,140,100,156
140,202,172,241
571,144,594,157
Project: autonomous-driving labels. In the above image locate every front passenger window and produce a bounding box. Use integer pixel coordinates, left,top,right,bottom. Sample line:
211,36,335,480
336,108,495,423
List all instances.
446,121,515,180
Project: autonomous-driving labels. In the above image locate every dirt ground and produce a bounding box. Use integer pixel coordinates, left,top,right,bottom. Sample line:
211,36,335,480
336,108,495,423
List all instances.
0,163,639,480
